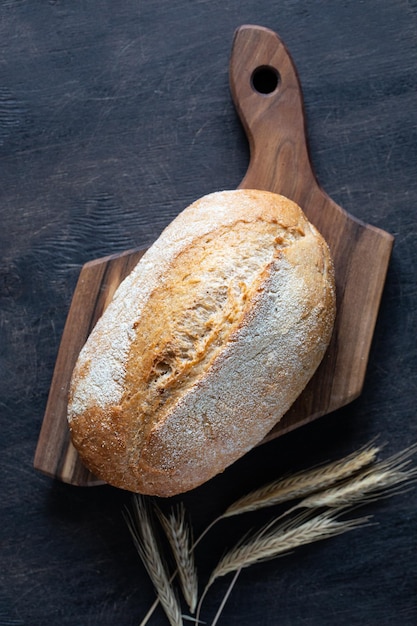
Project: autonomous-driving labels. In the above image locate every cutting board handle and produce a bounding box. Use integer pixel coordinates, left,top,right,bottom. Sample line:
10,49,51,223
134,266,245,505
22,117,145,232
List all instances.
229,24,393,428
230,25,320,207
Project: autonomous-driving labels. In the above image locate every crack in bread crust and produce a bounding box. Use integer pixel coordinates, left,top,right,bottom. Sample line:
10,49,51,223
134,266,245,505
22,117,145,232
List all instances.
123,220,304,458
68,190,336,496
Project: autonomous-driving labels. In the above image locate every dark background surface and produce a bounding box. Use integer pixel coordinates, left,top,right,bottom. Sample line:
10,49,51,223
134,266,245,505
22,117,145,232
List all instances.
1,1,416,625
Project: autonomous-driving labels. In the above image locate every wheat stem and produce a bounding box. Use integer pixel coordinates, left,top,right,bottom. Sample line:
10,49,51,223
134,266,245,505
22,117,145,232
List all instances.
194,580,210,626
193,516,223,548
210,567,241,626
138,599,159,626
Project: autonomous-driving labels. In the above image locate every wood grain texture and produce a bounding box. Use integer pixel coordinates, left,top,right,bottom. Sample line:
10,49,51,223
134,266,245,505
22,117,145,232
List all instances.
34,26,393,486
1,2,417,625
34,249,145,485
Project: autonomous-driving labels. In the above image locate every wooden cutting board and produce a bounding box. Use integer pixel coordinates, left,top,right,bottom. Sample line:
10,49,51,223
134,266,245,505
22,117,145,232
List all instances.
34,25,394,487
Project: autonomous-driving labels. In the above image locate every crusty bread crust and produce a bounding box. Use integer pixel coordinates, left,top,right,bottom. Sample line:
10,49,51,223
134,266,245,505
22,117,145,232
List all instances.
68,190,336,496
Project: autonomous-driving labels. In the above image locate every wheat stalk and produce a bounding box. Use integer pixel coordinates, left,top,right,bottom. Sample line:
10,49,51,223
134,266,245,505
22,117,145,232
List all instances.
210,568,241,626
222,444,379,518
209,510,368,585
124,495,183,626
131,442,417,625
158,504,198,614
194,510,369,624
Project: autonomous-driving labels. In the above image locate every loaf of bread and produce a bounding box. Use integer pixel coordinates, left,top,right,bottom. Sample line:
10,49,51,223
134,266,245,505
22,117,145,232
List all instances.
68,189,336,497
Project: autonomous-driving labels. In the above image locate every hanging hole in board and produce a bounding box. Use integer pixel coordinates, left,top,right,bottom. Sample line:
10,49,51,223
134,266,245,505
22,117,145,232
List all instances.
251,65,280,95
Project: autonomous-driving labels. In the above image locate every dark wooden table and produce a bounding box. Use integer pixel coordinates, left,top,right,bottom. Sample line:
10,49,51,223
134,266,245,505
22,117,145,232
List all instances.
1,2,416,625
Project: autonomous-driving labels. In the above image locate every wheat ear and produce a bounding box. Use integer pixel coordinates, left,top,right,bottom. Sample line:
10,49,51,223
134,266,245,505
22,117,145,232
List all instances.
124,495,183,626
157,504,198,614
194,509,369,623
209,510,368,584
299,445,417,510
222,443,379,518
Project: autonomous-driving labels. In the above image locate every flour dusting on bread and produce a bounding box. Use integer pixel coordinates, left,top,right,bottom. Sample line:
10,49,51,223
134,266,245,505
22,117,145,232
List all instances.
68,190,336,496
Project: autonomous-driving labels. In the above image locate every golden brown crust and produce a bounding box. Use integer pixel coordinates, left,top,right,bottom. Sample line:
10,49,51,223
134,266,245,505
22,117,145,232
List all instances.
68,190,336,496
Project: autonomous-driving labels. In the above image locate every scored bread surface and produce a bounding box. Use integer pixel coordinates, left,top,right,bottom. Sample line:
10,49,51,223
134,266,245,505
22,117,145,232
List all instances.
68,190,336,496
